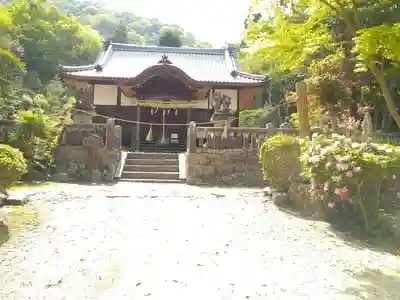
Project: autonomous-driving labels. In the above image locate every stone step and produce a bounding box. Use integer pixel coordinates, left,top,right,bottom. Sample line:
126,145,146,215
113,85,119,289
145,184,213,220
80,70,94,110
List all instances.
127,152,179,159
119,178,183,184
123,164,179,173
139,144,186,153
121,171,180,180
125,158,178,166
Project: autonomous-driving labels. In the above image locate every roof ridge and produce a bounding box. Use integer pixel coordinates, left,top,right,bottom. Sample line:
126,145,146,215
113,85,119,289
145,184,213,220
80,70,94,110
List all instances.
60,64,96,72
235,71,267,80
111,43,225,55
60,42,267,85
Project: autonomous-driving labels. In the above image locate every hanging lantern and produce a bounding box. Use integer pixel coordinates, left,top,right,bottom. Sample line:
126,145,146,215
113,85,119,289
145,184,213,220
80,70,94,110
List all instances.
145,124,153,142
150,108,154,115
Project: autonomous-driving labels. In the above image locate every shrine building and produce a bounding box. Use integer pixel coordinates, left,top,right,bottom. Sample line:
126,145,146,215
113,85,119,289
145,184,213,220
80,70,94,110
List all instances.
60,41,267,152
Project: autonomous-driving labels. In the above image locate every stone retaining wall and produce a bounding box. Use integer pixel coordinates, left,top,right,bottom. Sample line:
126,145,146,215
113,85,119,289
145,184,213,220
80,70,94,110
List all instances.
54,146,120,182
54,120,121,183
186,150,265,187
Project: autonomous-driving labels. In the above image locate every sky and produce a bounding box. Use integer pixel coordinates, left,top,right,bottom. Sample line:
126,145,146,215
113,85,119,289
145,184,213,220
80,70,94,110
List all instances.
104,0,252,47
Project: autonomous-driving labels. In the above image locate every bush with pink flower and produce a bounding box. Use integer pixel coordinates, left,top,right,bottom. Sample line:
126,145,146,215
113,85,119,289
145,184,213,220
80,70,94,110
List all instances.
301,133,400,234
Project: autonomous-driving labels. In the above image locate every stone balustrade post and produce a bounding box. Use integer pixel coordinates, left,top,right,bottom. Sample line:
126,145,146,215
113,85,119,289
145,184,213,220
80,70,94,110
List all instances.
265,122,276,138
114,125,122,150
187,121,196,154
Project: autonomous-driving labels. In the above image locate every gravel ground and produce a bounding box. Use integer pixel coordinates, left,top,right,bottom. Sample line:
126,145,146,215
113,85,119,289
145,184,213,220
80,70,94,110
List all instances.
0,182,399,300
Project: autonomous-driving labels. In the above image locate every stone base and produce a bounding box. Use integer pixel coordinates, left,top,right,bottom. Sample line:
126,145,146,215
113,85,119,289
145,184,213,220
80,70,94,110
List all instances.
51,173,69,182
187,151,265,187
54,146,121,183
272,192,289,205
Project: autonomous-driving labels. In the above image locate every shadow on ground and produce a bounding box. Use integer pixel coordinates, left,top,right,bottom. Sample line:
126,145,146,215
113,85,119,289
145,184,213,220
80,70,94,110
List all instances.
343,268,400,300
0,222,10,246
328,225,400,256
49,180,120,187
274,201,400,255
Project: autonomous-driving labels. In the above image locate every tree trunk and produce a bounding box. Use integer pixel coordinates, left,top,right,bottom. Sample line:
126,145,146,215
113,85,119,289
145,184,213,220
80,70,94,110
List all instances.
369,64,400,129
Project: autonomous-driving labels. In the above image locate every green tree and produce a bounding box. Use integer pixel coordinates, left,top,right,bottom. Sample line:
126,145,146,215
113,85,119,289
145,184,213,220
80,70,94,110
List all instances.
111,23,128,43
245,0,400,128
9,0,101,83
158,27,183,47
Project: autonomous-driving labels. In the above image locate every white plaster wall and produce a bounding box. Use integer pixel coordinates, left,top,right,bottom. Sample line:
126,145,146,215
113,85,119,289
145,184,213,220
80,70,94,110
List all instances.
121,94,138,106
93,85,117,105
178,152,187,179
212,89,238,112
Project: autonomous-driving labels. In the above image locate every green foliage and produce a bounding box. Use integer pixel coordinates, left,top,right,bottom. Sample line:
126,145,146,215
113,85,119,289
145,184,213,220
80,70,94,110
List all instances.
354,23,400,71
8,111,59,180
240,108,281,127
158,27,183,47
289,100,322,128
243,0,400,129
301,133,400,235
8,0,102,83
51,0,211,47
245,4,334,74
259,134,300,191
0,143,27,194
307,53,351,107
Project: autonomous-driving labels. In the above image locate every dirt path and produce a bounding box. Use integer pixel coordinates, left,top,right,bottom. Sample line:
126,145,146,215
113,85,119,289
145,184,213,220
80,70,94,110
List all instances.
0,182,399,299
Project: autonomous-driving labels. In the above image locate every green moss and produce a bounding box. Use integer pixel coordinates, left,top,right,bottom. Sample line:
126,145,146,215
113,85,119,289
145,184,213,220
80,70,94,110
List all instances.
7,206,39,234
9,181,54,191
0,206,39,246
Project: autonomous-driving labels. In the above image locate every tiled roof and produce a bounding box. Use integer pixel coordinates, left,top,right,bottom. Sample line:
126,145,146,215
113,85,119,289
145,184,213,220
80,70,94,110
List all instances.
60,43,266,86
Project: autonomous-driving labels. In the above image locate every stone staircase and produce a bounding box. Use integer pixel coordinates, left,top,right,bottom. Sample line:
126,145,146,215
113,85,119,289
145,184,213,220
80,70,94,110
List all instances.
121,152,181,183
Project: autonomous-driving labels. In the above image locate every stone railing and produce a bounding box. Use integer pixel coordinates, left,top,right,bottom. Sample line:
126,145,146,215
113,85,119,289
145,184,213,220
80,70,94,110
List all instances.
54,120,122,182
186,121,299,153
58,123,107,146
185,122,300,187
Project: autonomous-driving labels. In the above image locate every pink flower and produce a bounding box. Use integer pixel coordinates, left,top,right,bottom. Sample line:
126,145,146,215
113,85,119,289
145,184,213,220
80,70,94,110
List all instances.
334,187,348,200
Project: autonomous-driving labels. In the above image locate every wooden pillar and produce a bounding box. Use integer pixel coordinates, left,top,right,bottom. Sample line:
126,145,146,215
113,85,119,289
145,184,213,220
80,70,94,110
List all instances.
186,107,191,147
295,81,310,138
136,105,140,151
235,89,240,127
187,107,191,123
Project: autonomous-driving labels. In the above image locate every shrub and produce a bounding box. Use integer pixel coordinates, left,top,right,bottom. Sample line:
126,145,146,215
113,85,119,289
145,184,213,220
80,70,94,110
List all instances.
240,107,281,127
8,110,59,179
259,134,301,191
0,144,27,195
301,133,400,235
